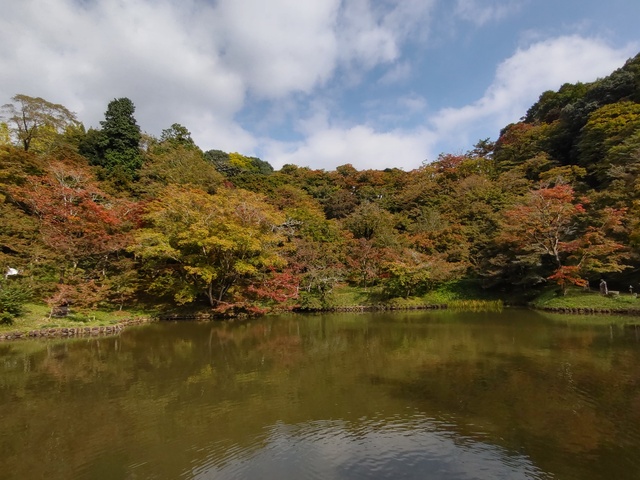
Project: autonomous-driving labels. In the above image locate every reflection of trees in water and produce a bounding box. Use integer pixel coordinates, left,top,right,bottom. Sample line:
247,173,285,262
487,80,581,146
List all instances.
384,325,640,479
1,312,640,479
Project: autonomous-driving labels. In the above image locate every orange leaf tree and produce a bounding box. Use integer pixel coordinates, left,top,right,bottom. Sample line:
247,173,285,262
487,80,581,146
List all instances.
10,160,136,307
500,184,627,293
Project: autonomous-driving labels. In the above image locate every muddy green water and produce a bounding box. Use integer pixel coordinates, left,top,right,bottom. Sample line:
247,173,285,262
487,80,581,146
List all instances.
1,309,640,479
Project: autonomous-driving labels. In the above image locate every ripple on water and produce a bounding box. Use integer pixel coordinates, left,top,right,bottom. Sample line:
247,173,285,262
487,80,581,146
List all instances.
185,417,550,480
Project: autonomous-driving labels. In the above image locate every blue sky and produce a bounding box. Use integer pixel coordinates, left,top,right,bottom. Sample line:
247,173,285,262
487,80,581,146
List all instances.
1,0,639,171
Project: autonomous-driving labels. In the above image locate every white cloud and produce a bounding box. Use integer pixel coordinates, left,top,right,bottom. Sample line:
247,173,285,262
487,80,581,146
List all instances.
185,111,260,157
336,0,435,71
213,0,341,98
337,0,399,68
430,35,638,152
454,0,526,26
0,0,438,158
262,35,636,170
382,0,438,42
1,2,637,173
263,125,436,171
0,0,246,134
379,62,412,85
399,94,428,114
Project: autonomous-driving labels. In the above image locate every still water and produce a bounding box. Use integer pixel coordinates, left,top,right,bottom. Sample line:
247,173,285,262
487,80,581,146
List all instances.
1,309,640,479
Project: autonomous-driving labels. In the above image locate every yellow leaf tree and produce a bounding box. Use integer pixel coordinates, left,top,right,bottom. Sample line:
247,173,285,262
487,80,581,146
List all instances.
133,185,286,308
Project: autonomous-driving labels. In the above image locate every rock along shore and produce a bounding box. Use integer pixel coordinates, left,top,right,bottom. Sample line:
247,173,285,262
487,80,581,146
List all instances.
0,317,153,342
316,304,448,312
12,303,638,341
536,306,640,316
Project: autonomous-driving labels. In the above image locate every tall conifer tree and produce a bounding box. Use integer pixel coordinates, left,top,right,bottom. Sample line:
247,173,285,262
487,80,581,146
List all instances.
100,97,142,180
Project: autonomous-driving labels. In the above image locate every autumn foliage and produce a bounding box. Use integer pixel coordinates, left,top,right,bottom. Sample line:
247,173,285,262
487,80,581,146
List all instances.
2,53,640,317
12,161,134,268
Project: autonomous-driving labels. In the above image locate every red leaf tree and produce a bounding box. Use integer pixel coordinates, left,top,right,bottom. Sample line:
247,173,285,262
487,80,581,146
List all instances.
500,184,627,293
11,160,136,307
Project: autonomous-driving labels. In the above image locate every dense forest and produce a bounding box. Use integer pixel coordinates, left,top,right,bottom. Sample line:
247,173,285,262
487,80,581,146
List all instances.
1,53,640,323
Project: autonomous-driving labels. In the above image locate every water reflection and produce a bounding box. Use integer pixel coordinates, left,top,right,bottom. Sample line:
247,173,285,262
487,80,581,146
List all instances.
189,418,548,480
1,310,640,479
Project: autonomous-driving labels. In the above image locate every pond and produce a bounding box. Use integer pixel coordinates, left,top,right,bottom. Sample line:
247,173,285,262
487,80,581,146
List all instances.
1,309,640,479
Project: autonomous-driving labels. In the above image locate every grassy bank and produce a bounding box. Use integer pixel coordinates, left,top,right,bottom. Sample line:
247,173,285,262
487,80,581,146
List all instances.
1,281,503,336
322,282,640,316
0,303,153,335
5,282,639,338
309,281,504,311
529,287,640,311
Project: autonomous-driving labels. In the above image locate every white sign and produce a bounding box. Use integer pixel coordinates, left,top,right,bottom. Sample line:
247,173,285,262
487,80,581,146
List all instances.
5,267,19,278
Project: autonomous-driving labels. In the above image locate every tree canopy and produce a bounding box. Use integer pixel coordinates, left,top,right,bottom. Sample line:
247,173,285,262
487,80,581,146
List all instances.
132,186,285,309
2,52,640,318
1,94,78,152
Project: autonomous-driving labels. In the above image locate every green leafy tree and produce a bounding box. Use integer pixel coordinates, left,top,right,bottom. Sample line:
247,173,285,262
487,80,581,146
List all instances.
493,123,558,172
0,277,30,325
380,249,458,298
1,94,79,152
138,126,222,197
323,189,359,219
290,238,344,308
78,127,105,164
86,98,142,181
0,122,12,146
159,123,196,149
343,202,396,244
203,149,232,173
525,83,588,124
204,150,274,178
577,102,640,185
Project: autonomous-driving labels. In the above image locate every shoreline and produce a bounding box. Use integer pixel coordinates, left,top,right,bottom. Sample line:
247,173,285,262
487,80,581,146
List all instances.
300,303,449,312
0,317,153,341
4,300,640,342
534,305,640,316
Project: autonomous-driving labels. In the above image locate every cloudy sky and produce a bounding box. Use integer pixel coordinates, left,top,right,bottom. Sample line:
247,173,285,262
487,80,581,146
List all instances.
1,0,639,171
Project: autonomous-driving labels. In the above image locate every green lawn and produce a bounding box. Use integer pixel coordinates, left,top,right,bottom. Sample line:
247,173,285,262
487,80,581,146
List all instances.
0,303,151,334
530,287,640,310
324,281,502,309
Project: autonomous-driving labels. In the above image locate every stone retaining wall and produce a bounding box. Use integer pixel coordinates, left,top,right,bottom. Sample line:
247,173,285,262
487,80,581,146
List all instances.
311,304,448,312
7,304,636,341
539,306,640,316
157,313,216,321
0,317,153,341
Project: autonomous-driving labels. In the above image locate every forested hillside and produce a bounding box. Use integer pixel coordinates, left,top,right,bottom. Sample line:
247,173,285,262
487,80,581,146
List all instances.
1,53,639,322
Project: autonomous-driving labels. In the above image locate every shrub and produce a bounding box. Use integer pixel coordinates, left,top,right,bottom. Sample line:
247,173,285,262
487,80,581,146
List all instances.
0,279,30,325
